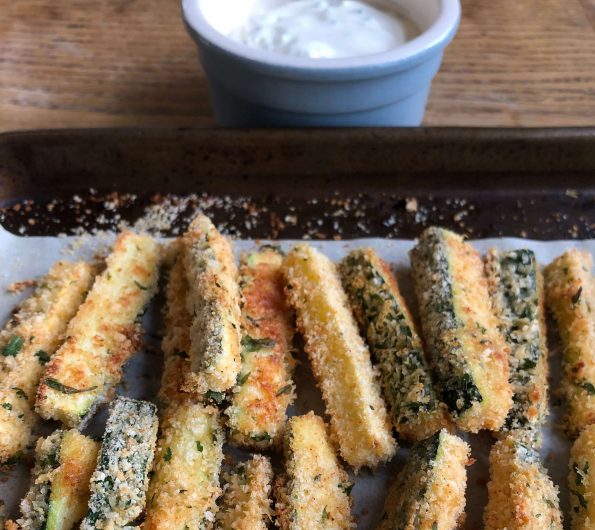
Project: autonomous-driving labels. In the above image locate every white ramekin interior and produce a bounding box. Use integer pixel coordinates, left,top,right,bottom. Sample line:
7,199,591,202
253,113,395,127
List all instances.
183,0,461,70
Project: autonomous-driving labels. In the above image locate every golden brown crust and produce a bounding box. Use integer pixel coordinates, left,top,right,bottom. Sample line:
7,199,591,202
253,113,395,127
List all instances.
484,435,562,530
0,261,94,463
545,249,595,437
182,214,241,395
216,455,273,530
35,231,160,427
226,248,295,450
275,413,353,530
158,240,198,405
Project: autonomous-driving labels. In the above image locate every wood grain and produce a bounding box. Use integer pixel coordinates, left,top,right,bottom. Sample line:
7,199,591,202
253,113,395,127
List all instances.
1,0,595,131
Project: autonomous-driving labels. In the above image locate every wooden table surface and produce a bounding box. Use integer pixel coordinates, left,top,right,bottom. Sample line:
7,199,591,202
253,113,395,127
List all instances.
2,0,595,131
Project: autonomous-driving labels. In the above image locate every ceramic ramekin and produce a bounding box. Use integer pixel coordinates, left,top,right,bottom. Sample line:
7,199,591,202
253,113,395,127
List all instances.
182,0,461,126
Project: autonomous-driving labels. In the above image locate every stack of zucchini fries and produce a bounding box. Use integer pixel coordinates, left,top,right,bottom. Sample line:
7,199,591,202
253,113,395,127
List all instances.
1,215,594,530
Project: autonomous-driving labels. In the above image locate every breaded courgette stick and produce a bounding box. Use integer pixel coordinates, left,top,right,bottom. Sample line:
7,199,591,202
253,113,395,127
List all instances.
484,434,562,530
216,455,273,530
14,429,100,530
36,232,160,428
274,412,353,530
410,227,512,432
81,397,158,530
486,248,549,434
143,246,224,530
569,424,595,529
377,429,470,530
545,249,595,436
0,261,94,464
227,247,296,449
158,241,195,406
282,244,396,468
143,401,223,530
182,214,242,396
339,248,449,442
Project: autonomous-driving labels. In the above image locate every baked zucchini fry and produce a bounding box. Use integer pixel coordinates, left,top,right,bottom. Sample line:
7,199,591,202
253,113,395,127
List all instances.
36,232,160,428
158,242,195,405
144,244,225,530
0,261,94,463
81,397,158,530
569,424,595,529
216,454,273,530
226,247,296,449
15,431,61,530
377,429,470,530
282,244,396,468
181,213,242,396
484,434,562,530
16,429,100,530
410,227,512,432
544,249,595,436
143,402,223,530
486,248,549,433
339,248,449,442
274,412,353,530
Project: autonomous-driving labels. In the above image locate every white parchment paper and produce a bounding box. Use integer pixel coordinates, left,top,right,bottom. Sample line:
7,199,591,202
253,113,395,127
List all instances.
1,226,594,529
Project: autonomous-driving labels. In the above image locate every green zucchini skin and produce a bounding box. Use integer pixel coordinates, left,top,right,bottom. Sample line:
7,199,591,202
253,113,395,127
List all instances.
486,249,549,433
410,227,512,433
339,249,448,442
410,228,482,416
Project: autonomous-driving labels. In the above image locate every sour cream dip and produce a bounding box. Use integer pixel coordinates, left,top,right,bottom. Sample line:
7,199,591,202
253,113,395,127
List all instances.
228,0,419,59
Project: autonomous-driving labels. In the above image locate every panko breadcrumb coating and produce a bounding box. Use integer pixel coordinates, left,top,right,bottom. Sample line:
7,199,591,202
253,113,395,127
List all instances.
216,455,273,530
339,248,449,442
144,243,225,530
484,434,562,530
485,249,549,435
181,214,242,396
226,247,296,450
275,412,353,530
545,249,595,437
0,260,94,463
16,429,99,530
81,397,158,530
36,232,160,428
377,429,470,530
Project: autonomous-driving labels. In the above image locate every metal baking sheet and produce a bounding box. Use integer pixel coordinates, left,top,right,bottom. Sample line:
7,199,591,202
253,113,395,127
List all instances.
0,127,594,530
